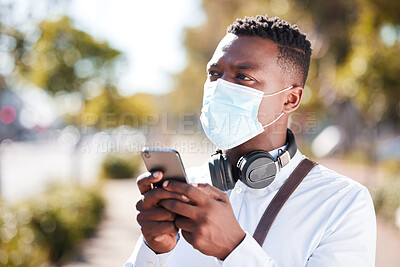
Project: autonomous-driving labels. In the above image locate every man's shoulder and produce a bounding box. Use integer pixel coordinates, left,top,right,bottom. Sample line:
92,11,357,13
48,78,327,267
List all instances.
302,160,371,202
299,160,376,243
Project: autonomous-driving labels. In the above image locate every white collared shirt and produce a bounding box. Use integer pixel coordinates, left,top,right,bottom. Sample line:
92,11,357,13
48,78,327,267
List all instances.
125,150,376,267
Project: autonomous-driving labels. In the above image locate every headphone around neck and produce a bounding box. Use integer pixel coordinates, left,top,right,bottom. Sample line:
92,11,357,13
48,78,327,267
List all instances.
208,129,297,191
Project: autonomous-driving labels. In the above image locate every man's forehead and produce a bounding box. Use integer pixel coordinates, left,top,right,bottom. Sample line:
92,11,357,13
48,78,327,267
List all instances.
208,33,279,68
216,33,239,51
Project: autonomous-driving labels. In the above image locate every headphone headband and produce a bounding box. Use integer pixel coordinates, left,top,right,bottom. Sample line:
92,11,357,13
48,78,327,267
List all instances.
276,128,297,170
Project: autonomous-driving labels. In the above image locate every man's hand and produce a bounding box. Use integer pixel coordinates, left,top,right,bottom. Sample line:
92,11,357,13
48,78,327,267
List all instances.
135,171,190,254
159,181,246,260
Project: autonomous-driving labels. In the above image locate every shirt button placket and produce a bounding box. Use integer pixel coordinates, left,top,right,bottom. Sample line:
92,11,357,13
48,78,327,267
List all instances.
230,185,245,219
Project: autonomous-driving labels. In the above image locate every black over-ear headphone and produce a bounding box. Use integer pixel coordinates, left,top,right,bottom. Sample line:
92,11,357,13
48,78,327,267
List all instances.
208,129,297,191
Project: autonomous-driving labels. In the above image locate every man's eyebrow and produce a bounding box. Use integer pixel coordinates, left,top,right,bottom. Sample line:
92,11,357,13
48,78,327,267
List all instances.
207,62,258,70
207,63,219,70
236,63,258,70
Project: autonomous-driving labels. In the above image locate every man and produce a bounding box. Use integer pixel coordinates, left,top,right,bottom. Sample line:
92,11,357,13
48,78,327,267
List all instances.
125,15,376,266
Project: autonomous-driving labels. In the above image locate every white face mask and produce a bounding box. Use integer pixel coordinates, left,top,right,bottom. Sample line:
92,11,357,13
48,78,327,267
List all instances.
200,79,293,150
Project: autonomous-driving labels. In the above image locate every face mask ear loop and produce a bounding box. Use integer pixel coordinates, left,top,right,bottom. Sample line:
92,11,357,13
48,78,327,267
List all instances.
262,112,285,128
263,86,294,97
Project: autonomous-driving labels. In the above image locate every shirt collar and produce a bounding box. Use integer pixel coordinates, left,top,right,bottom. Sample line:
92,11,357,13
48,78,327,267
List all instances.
269,144,288,161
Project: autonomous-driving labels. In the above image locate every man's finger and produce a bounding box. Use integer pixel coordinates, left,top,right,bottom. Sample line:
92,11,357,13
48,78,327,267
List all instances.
139,187,190,210
159,199,198,220
175,216,195,232
141,221,178,237
181,230,195,246
137,207,176,222
191,183,228,202
137,171,163,194
162,180,210,206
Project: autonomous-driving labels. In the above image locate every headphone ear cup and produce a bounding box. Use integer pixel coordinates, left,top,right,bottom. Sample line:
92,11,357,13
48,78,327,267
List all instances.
237,150,277,189
221,154,235,190
208,153,228,191
208,153,222,190
208,152,235,191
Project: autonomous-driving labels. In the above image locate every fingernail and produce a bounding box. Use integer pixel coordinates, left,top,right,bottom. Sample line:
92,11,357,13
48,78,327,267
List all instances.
182,195,188,201
163,180,169,187
153,171,160,178
191,183,198,187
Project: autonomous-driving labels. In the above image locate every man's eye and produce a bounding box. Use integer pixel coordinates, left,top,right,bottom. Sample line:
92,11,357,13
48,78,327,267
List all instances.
236,73,252,81
208,71,220,77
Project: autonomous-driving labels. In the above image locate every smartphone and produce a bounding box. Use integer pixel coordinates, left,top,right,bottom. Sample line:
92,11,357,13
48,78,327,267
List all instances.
141,147,188,187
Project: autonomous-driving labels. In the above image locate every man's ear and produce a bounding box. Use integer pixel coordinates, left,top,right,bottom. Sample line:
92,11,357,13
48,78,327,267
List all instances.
283,87,303,114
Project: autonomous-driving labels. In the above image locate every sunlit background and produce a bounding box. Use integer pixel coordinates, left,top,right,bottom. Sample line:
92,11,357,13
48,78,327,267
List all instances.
0,0,399,266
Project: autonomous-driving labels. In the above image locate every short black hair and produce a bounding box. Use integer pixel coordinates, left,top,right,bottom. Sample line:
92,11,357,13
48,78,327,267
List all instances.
227,15,312,87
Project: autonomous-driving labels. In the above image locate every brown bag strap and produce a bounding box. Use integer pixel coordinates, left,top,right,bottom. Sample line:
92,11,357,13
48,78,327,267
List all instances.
252,158,317,246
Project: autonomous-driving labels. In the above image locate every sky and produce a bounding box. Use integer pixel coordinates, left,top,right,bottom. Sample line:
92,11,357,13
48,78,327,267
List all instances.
67,0,205,96
2,0,205,96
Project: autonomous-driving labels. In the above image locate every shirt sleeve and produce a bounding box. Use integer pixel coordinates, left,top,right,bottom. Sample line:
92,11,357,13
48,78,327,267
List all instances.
124,235,175,267
221,232,278,267
306,186,377,267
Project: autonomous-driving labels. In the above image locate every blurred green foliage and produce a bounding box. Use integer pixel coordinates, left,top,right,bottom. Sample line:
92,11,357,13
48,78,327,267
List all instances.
170,0,400,131
21,16,120,94
371,159,400,224
372,179,400,222
101,153,142,179
79,89,158,129
0,183,104,266
1,13,157,130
